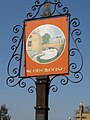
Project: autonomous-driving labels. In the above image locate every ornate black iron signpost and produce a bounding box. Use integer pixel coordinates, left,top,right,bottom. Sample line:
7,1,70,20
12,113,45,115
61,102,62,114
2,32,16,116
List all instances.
7,0,83,120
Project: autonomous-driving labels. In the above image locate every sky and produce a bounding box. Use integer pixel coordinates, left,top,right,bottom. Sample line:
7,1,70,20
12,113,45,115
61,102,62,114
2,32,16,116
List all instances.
0,0,90,120
32,24,64,38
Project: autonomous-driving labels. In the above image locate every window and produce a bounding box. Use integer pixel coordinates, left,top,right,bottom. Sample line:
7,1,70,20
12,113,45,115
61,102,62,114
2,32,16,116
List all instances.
28,41,32,47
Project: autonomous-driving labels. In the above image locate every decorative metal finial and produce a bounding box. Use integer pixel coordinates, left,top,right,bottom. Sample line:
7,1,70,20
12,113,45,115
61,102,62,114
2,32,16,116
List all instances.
43,2,51,17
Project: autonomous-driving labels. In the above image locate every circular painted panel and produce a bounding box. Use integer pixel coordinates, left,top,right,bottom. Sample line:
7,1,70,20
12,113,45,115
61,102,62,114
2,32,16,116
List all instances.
26,24,66,64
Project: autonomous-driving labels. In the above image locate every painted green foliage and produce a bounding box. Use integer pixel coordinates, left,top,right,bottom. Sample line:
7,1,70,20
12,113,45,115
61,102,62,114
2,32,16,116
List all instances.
42,33,51,44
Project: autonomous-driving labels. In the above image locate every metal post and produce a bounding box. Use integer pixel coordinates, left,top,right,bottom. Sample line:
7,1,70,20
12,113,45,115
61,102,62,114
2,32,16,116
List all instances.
35,3,51,119
0,108,1,120
35,76,50,120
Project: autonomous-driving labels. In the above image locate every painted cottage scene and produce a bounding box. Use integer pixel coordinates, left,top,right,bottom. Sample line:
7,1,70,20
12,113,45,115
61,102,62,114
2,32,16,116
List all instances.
26,24,66,64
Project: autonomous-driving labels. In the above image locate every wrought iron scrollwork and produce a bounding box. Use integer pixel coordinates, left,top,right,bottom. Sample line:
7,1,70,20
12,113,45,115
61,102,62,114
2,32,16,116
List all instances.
7,0,83,93
49,18,83,93
49,84,58,92
26,0,70,19
7,25,36,93
7,25,22,78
